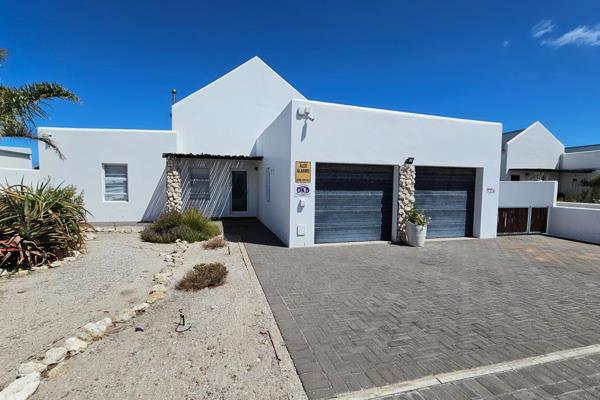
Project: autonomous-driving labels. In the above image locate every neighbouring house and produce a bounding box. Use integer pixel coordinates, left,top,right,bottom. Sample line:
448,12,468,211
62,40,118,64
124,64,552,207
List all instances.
0,56,503,247
501,121,600,200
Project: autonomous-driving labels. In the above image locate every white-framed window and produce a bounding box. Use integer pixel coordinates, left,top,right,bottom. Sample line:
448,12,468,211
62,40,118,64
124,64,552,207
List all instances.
266,167,271,202
103,164,128,202
190,167,210,200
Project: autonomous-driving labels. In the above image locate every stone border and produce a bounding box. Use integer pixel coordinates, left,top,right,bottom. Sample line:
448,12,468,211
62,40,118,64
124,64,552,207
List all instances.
0,246,88,280
238,240,308,400
0,239,190,400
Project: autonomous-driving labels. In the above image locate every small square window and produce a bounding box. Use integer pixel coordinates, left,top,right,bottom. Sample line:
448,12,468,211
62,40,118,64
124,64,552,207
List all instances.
190,167,210,200
103,164,128,202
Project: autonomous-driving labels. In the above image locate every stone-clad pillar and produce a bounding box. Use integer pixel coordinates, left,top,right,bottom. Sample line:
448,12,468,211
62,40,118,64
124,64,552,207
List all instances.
397,164,416,242
165,156,182,213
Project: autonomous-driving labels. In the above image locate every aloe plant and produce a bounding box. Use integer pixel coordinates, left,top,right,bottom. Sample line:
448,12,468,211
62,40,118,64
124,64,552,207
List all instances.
0,180,90,270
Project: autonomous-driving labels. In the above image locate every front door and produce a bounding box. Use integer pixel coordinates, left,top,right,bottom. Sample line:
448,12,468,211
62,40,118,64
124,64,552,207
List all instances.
231,171,247,212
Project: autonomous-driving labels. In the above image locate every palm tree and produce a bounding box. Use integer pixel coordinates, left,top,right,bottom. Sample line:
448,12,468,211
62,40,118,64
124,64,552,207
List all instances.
0,48,79,159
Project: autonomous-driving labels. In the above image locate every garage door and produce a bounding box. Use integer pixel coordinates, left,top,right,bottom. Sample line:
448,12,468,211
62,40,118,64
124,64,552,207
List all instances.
415,167,476,238
315,163,393,244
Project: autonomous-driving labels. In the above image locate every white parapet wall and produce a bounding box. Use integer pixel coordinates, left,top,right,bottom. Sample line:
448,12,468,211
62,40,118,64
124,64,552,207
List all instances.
549,205,600,244
498,181,557,208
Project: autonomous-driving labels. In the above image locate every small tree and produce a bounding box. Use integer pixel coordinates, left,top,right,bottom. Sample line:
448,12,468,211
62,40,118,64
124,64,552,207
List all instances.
0,48,79,158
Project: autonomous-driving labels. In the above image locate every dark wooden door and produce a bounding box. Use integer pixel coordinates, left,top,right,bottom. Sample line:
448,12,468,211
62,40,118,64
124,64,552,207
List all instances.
530,208,548,233
497,208,529,234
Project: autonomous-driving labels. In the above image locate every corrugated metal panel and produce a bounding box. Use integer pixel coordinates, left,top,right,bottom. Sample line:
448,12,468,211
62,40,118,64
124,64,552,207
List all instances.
315,163,393,244
415,167,476,238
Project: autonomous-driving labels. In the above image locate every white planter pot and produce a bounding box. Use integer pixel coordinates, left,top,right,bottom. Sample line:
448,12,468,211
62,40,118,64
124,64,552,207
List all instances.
406,221,427,247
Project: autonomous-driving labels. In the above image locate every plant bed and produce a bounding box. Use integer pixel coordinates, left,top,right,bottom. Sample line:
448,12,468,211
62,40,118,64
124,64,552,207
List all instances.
140,209,219,244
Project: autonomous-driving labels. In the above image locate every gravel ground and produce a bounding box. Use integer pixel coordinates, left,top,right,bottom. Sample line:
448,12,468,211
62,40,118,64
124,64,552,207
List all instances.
0,232,173,389
29,239,305,399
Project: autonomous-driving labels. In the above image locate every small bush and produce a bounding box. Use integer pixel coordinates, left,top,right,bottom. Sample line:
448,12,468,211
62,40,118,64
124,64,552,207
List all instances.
0,180,90,270
175,262,228,291
141,209,220,243
203,235,227,250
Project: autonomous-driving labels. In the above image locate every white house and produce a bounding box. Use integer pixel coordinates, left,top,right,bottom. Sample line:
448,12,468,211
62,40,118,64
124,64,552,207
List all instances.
0,57,503,247
501,121,600,199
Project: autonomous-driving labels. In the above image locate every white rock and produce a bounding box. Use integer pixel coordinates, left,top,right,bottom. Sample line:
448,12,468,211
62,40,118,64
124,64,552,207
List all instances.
43,347,67,365
96,317,112,329
72,250,81,257
114,308,136,323
0,269,8,277
17,362,46,377
0,372,41,400
150,284,167,294
153,273,171,285
164,255,173,262
79,319,110,341
132,303,149,313
49,261,62,268
64,337,87,355
84,232,96,240
62,256,76,262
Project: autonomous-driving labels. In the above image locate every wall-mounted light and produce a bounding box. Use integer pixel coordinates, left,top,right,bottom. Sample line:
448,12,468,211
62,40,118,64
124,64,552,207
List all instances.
405,157,414,165
298,105,315,121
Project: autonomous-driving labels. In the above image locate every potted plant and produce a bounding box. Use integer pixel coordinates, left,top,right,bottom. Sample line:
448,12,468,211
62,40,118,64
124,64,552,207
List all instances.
405,208,429,247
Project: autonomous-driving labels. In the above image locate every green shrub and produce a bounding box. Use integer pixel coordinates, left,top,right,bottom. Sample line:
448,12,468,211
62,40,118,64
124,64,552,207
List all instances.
175,262,228,291
140,209,219,243
0,180,90,270
407,208,429,226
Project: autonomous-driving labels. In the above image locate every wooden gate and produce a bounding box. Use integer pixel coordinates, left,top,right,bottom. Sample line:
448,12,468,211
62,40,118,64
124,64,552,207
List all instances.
497,207,548,235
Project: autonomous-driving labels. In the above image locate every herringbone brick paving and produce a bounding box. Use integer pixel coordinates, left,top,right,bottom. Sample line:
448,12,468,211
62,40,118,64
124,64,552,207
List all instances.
385,353,600,399
225,220,600,399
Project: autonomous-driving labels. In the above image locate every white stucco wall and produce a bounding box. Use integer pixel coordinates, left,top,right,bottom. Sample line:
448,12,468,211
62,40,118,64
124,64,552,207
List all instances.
549,206,600,244
172,57,304,156
503,122,564,179
0,146,32,169
255,103,292,245
179,158,260,218
560,150,600,170
284,99,502,247
37,128,176,222
498,181,557,208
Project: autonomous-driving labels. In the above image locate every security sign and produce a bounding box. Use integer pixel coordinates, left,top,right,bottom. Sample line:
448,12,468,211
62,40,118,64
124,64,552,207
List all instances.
295,184,311,197
295,161,311,183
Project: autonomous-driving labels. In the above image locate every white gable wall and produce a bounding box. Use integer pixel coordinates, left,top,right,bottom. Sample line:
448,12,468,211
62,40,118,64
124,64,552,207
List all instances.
172,57,305,156
503,122,564,179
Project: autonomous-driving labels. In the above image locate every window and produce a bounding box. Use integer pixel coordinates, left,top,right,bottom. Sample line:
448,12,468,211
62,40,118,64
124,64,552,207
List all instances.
266,167,271,202
190,167,210,200
510,174,520,181
103,164,128,202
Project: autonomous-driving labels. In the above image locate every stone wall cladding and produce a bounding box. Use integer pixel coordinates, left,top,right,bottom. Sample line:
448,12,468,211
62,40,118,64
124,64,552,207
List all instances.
165,156,182,213
397,164,416,242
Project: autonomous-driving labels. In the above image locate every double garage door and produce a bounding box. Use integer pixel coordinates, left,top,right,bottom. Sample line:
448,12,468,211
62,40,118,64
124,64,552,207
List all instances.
314,163,476,243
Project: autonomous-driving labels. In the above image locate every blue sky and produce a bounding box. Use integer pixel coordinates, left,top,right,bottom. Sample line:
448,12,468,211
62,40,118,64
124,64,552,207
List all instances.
1,0,600,166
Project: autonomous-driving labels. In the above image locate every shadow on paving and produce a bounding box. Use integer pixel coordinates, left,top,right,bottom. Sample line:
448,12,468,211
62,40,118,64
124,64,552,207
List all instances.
224,219,600,399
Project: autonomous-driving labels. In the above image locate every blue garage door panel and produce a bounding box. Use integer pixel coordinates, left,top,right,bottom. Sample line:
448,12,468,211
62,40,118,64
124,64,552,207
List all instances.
415,167,476,238
315,163,394,244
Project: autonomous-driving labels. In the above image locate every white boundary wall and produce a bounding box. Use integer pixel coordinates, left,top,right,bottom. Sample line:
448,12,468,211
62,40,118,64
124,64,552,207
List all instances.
549,205,600,244
498,181,557,208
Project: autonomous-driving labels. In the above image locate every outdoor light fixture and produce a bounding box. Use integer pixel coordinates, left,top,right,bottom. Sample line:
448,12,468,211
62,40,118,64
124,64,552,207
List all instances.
405,157,414,165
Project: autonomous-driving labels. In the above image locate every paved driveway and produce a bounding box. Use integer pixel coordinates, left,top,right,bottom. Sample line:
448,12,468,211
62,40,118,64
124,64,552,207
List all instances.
226,220,600,399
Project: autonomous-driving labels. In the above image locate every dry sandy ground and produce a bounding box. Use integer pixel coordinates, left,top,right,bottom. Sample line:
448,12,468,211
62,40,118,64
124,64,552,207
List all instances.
0,232,173,389
28,239,305,399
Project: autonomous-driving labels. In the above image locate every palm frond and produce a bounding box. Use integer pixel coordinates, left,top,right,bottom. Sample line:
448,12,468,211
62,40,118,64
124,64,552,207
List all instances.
0,120,65,159
0,48,7,64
